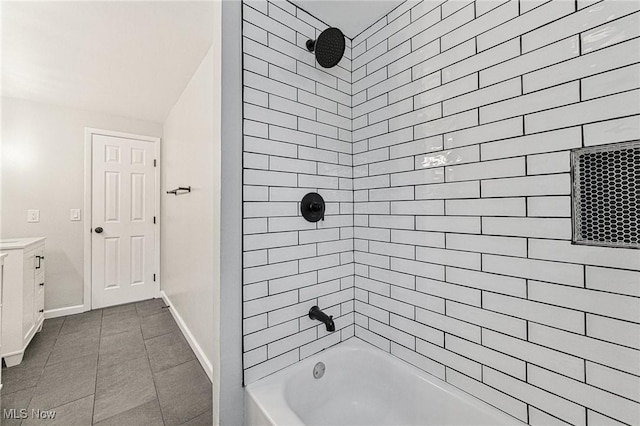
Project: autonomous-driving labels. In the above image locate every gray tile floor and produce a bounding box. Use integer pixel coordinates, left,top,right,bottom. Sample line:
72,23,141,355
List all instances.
1,299,213,426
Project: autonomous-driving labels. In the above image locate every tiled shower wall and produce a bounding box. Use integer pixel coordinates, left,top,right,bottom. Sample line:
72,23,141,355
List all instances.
241,0,355,384
351,0,639,425
242,0,640,423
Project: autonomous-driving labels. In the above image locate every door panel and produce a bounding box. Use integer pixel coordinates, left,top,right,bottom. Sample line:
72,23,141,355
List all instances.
92,134,157,308
130,236,145,284
103,237,120,289
131,173,146,221
105,172,121,222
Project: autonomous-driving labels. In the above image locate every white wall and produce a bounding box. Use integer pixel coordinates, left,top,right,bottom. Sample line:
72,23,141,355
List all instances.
349,1,640,425
219,0,244,424
161,45,218,380
0,97,162,311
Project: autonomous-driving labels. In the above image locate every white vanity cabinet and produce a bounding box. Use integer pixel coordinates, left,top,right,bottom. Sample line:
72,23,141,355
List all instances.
0,252,7,389
0,237,46,367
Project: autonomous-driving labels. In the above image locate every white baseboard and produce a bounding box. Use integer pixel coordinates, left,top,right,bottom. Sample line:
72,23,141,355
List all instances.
160,291,214,382
44,304,88,319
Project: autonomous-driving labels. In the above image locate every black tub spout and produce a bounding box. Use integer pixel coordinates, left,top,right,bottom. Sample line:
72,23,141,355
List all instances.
309,306,335,332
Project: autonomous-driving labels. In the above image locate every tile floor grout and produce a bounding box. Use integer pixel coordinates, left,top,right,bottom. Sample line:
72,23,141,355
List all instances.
91,310,102,426
143,308,168,426
1,298,213,426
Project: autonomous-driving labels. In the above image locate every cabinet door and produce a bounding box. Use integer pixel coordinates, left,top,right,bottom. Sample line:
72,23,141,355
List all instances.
22,250,36,340
34,247,45,326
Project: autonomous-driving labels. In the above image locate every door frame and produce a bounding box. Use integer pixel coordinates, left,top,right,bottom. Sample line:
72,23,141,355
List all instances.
83,128,161,311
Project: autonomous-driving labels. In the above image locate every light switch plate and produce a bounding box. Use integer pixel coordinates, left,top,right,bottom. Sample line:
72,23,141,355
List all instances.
70,209,81,221
27,209,40,223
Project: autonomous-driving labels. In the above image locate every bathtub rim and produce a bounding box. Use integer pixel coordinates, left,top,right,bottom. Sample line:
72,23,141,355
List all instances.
244,337,524,426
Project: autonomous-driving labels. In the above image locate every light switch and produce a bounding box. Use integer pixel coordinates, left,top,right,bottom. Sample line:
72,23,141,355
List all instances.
27,209,40,223
70,209,81,221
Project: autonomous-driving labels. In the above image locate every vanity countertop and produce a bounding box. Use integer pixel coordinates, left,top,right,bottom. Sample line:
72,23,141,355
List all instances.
0,237,46,250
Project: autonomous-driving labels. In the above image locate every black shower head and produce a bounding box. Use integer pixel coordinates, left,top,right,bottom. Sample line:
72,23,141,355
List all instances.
306,27,345,68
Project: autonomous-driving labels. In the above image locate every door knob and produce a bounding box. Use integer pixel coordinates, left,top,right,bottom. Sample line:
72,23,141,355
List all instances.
95,227,103,234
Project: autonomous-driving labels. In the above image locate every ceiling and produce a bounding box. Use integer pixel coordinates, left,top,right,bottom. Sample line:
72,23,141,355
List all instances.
290,0,404,39
1,1,406,122
1,1,215,123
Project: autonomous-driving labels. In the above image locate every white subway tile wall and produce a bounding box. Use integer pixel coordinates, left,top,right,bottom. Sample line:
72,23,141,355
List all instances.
243,0,640,423
349,0,640,424
242,0,355,383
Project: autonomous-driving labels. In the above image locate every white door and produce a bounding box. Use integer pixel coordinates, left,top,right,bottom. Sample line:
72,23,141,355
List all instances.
91,134,157,308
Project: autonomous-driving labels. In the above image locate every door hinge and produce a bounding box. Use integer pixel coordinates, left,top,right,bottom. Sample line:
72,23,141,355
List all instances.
153,273,156,282
153,216,156,224
154,159,157,167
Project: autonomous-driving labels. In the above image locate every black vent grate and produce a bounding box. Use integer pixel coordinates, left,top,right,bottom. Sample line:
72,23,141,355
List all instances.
572,141,640,248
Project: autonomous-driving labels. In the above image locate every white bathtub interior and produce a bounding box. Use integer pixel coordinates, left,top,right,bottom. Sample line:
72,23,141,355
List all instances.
246,338,523,426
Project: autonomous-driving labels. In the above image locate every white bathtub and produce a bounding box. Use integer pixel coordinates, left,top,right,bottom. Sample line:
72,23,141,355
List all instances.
245,338,522,426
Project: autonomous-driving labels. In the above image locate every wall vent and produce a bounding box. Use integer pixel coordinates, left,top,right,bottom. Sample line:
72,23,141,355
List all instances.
572,141,639,248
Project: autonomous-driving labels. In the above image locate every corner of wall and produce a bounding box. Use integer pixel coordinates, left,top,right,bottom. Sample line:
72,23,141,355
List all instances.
220,0,244,424
240,0,640,425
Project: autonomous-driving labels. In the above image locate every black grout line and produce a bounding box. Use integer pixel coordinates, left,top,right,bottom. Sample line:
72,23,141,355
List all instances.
240,0,352,75
357,306,635,404
241,1,249,384
352,28,636,100
245,59,351,104
240,5,640,420
352,75,639,131
248,245,640,303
